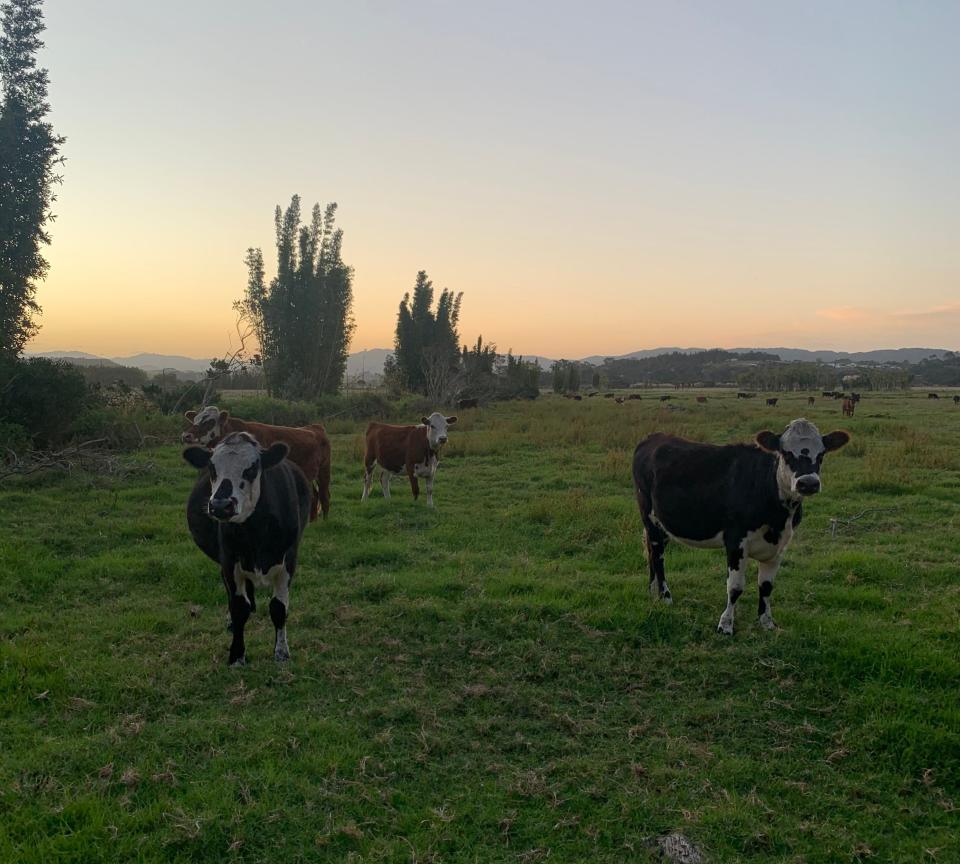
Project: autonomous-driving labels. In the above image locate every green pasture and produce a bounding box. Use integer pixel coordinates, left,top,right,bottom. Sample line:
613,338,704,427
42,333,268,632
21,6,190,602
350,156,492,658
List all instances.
1,391,958,862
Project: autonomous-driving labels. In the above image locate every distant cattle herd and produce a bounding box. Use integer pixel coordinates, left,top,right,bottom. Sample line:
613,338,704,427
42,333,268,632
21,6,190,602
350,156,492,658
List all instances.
181,387,954,665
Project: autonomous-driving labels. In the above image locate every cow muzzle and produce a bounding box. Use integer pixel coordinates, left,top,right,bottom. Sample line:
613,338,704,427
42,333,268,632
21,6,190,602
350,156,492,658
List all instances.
208,497,237,521
795,474,821,496
181,432,196,444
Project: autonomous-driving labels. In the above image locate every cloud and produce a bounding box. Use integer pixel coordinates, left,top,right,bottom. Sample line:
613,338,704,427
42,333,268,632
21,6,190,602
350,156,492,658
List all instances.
815,306,871,322
891,302,960,321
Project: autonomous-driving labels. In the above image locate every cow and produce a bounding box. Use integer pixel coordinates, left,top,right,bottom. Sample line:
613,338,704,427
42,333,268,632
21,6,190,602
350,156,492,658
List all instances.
362,413,457,507
604,393,615,399
807,396,815,406
842,398,855,417
851,392,861,404
633,418,850,635
184,432,311,666
659,394,672,402
766,397,778,407
615,396,625,404
821,391,833,398
182,406,331,521
573,394,582,401
928,393,940,400
696,396,708,404
457,397,479,410
954,395,960,405
737,392,755,399
628,394,642,401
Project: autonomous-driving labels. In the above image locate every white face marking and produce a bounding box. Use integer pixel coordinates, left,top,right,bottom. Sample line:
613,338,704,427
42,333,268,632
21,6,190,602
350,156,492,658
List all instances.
184,405,223,445
421,412,455,450
207,432,263,523
777,418,825,497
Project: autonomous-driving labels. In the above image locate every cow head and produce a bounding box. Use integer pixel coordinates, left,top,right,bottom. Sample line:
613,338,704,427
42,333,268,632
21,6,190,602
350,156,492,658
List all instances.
181,405,229,446
183,432,288,523
756,418,849,499
420,412,457,450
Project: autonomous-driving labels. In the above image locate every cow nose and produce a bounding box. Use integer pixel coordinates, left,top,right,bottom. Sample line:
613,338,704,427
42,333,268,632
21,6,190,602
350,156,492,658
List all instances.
438,436,447,444
209,498,236,520
796,476,820,496
181,432,194,443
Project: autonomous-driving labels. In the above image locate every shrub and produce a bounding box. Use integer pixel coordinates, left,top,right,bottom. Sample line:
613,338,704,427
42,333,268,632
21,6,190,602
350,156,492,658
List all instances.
0,357,91,448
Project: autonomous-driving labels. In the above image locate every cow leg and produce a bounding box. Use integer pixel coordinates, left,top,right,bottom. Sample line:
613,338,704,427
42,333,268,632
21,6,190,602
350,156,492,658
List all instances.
380,470,392,500
757,554,783,630
636,491,671,603
361,459,375,501
317,461,331,519
717,541,747,636
227,566,252,666
270,562,293,662
424,471,435,508
223,575,254,631
407,465,420,500
642,517,671,603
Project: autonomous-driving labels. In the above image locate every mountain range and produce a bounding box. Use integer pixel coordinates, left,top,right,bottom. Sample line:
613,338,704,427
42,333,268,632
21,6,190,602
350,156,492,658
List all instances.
25,346,952,377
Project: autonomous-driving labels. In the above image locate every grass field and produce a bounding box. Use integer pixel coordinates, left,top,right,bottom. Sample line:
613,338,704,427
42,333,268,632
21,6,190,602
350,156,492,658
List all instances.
2,391,958,863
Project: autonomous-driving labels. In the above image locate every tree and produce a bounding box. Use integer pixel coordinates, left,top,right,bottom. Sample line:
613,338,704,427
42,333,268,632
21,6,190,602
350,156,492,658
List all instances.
392,270,462,396
237,196,355,398
0,0,64,355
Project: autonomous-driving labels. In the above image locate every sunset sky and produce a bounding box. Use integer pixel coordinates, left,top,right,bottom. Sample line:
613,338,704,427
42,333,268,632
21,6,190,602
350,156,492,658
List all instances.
29,0,960,359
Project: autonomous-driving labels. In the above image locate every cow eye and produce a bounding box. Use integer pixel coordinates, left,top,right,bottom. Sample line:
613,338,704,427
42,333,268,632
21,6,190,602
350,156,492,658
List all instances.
242,465,258,482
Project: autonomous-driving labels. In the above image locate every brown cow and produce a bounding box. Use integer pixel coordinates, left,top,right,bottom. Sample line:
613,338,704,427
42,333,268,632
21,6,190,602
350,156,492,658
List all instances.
807,396,815,406
183,406,331,521
362,413,456,508
842,398,855,417
696,396,707,404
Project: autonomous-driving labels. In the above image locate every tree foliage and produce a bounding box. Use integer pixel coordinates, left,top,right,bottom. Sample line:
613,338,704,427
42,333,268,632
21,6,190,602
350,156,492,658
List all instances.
0,0,64,356
393,270,462,397
237,196,355,398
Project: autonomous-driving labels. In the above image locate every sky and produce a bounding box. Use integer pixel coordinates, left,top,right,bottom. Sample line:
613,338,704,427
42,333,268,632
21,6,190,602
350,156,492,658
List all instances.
26,0,960,359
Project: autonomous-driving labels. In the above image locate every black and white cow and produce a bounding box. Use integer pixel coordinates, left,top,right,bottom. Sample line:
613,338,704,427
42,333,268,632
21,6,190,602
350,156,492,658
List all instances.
633,419,849,635
184,432,311,666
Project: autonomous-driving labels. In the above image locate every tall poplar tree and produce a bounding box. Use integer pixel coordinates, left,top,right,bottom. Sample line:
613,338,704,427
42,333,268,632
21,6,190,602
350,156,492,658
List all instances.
393,270,462,396
0,0,64,356
238,196,354,398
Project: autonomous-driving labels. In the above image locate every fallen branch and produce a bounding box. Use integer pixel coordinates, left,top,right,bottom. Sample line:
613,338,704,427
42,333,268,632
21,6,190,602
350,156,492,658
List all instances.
829,506,902,538
0,439,151,483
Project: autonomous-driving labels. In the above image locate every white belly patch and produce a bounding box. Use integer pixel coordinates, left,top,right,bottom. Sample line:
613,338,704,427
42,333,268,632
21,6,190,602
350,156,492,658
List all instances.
237,563,285,589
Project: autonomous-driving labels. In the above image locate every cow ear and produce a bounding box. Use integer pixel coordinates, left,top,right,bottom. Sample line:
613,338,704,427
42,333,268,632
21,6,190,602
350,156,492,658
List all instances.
261,441,289,470
445,416,458,424
184,410,197,421
822,430,850,452
421,416,430,425
183,446,211,468
755,431,781,453
218,410,229,425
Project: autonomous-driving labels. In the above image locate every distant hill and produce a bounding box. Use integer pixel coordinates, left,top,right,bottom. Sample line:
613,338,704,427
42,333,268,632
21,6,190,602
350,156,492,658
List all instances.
345,348,394,380
26,345,955,379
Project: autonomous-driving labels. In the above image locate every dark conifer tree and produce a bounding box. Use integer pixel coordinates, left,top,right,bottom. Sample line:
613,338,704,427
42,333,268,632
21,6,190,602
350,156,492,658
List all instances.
238,196,354,397
0,0,64,355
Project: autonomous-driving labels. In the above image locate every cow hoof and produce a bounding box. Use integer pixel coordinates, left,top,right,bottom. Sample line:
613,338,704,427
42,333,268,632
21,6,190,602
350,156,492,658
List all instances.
274,648,290,662
716,620,734,636
230,656,246,667
660,591,673,605
759,615,776,631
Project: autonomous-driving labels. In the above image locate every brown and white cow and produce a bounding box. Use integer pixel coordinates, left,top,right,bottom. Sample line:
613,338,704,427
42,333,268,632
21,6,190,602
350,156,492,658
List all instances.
842,398,855,417
361,413,456,507
183,406,331,521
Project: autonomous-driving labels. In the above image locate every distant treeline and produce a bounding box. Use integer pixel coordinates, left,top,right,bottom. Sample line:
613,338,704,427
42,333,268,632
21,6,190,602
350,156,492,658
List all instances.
548,349,960,391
